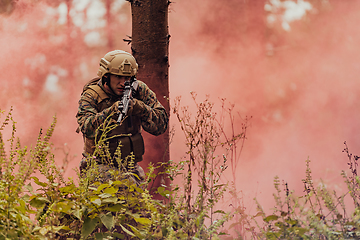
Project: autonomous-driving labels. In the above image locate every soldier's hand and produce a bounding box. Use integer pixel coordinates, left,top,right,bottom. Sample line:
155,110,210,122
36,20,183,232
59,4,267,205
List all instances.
110,101,121,113
128,99,146,117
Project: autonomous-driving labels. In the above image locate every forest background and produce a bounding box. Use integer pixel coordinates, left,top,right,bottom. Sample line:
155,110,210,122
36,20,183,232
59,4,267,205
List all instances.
1,0,360,237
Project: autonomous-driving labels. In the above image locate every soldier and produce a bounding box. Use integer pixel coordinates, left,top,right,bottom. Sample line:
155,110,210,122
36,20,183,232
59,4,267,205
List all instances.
76,50,168,184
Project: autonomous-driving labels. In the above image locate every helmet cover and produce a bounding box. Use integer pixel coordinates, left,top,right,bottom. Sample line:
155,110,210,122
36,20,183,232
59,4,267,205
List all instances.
97,50,138,78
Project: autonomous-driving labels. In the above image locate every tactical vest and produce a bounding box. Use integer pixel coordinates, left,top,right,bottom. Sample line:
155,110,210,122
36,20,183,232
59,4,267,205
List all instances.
82,78,145,165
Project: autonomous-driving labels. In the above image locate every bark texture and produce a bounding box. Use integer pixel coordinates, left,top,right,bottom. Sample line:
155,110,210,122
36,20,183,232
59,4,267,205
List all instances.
130,0,170,192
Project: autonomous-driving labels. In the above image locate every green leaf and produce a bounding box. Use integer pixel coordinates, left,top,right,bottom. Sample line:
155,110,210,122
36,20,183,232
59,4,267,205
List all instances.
130,185,144,193
82,217,99,239
51,225,71,232
285,219,298,226
22,194,30,202
106,204,125,212
134,217,152,225
113,232,125,239
31,177,48,187
157,186,165,194
196,217,201,228
73,208,81,219
52,201,73,214
214,210,226,214
119,223,135,237
275,221,286,228
101,197,118,204
91,198,101,206
98,193,112,198
95,232,109,240
24,183,33,193
18,199,26,212
32,226,42,232
111,180,123,185
103,187,118,195
293,227,308,235
29,196,50,209
100,212,114,230
263,215,279,222
127,224,143,238
59,184,76,194
97,183,109,192
125,211,140,220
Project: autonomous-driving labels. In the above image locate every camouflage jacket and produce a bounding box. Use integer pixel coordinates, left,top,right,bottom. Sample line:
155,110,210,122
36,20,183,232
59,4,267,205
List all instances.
76,78,168,141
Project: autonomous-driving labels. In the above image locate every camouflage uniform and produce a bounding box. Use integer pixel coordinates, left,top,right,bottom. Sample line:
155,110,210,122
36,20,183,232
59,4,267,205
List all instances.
76,77,168,184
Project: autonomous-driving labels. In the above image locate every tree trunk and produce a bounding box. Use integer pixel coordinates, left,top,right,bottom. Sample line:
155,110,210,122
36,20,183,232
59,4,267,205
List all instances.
129,0,170,194
0,0,15,15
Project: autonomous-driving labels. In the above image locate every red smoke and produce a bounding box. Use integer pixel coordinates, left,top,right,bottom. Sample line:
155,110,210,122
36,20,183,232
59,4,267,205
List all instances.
0,1,132,179
1,0,360,225
169,0,360,213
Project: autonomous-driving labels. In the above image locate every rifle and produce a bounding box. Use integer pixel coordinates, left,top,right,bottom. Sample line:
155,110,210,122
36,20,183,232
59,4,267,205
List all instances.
117,77,139,124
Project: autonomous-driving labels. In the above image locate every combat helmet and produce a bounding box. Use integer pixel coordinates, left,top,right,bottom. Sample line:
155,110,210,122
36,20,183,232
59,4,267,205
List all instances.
97,50,138,78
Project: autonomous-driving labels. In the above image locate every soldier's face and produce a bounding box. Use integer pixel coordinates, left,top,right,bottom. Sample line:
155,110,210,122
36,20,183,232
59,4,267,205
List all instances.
109,75,131,95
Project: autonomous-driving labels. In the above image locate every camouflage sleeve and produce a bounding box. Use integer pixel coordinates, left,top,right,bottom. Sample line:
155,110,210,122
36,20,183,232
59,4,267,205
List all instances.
135,81,168,136
76,90,114,139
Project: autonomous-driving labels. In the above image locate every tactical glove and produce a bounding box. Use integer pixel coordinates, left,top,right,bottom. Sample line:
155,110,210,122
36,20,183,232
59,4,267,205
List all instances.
128,98,146,117
109,101,120,115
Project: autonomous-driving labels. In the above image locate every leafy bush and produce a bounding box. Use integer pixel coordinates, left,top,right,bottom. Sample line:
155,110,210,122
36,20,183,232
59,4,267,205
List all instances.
9,94,360,240
0,94,247,239
0,107,39,239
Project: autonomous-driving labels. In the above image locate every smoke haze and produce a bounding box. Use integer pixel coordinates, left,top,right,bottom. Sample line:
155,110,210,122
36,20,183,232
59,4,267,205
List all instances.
0,0,360,218
169,0,360,211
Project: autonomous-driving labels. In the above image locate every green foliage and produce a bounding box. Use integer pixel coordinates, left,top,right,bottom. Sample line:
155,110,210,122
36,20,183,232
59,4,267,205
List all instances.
0,107,50,239
5,96,360,240
243,146,360,240
0,96,247,239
